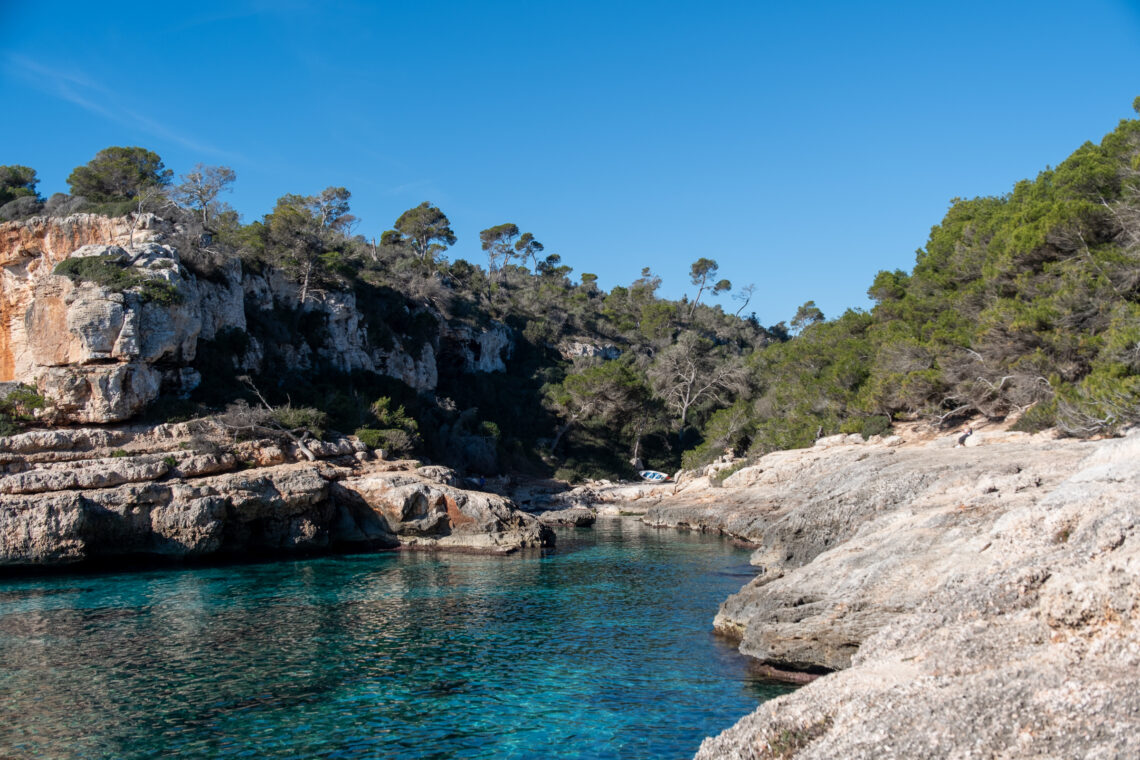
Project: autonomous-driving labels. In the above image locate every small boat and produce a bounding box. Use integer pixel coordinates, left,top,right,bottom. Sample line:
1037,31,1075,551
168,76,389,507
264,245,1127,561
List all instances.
639,470,671,483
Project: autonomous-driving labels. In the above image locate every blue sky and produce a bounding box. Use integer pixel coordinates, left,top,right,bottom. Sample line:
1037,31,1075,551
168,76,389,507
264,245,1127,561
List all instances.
3,1,1139,326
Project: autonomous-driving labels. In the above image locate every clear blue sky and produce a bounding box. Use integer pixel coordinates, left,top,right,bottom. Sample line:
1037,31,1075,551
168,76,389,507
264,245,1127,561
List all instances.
3,0,1139,326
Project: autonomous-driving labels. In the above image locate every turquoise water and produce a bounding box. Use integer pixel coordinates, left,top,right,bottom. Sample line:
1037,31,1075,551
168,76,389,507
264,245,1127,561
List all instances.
0,518,792,759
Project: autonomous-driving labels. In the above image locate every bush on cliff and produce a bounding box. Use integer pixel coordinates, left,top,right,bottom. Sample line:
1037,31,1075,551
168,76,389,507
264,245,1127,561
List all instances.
269,405,328,440
354,427,415,457
0,384,46,436
53,255,182,305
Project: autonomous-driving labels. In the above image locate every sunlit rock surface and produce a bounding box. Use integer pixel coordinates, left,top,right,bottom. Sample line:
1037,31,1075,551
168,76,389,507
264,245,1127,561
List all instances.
0,426,550,566
618,432,1140,759
0,214,514,422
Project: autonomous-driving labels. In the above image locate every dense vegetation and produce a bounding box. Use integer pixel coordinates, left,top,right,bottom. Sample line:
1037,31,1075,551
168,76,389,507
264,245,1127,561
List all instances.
739,100,1140,451
2,100,1138,478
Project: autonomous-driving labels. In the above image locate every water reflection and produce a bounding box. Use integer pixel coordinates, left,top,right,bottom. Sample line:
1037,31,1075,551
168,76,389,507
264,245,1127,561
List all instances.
0,518,793,759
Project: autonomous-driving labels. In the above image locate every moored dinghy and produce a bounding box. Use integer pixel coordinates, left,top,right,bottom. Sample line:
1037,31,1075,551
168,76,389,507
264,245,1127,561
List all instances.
639,470,671,483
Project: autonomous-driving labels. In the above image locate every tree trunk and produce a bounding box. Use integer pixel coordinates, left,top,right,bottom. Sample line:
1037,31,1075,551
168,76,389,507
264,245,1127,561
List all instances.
550,420,573,454
299,259,312,304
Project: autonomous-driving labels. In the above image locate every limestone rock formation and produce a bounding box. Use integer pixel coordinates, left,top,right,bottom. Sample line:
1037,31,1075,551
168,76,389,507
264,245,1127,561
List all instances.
440,321,513,373
0,425,551,566
616,432,1140,759
551,480,671,515
557,339,622,361
691,433,1140,759
0,213,163,270
338,469,553,553
0,216,182,422
537,506,597,527
239,268,440,389
0,214,515,422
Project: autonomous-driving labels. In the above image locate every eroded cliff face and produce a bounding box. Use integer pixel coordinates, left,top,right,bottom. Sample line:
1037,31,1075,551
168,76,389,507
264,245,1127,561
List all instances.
0,214,514,423
0,214,164,383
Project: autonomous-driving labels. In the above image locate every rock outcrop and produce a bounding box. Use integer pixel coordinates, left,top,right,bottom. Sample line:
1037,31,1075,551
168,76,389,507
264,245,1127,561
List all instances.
337,469,552,553
0,214,516,423
537,505,597,527
0,425,552,567
0,215,178,421
624,431,1140,758
557,339,621,361
551,480,672,514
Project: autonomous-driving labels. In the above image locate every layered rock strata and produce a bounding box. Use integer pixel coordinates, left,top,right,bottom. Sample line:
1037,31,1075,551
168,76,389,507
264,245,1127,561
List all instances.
0,426,551,567
625,431,1140,758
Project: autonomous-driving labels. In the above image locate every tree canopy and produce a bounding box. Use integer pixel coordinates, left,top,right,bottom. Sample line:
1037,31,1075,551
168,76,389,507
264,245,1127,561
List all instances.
171,164,236,228
67,146,173,202
387,202,456,265
0,165,39,206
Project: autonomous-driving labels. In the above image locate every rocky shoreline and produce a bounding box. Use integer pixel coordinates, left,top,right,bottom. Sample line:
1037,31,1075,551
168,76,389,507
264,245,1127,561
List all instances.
0,423,552,570
572,429,1140,758
2,420,1136,756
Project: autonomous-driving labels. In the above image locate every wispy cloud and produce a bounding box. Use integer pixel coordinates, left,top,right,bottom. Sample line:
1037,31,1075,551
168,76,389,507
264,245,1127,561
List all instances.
4,53,242,162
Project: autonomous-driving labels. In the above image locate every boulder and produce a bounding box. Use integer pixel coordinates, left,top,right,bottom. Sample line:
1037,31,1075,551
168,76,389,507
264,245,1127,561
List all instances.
339,468,553,553
538,506,597,527
415,465,460,486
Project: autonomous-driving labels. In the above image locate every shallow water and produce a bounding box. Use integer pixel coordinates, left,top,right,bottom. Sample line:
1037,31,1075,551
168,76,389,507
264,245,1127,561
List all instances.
0,518,792,759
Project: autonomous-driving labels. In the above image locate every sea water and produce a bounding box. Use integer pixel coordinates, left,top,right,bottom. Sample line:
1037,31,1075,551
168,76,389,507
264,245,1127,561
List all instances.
0,518,793,759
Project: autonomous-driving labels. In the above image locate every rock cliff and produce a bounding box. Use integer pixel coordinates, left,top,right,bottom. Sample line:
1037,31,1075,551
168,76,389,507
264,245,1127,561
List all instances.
584,430,1139,758
0,214,515,423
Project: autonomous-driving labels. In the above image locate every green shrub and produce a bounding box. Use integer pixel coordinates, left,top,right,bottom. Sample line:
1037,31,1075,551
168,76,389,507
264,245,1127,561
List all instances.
371,396,418,433
0,384,46,436
162,455,178,468
137,278,182,306
270,405,327,439
554,467,583,484
709,460,749,487
110,449,129,457
354,427,414,456
354,427,384,449
839,414,892,439
681,446,710,472
1011,398,1058,433
53,255,182,305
